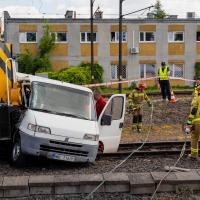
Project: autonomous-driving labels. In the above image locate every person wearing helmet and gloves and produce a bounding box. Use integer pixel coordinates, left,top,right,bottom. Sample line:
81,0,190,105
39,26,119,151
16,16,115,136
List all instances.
128,82,152,133
187,85,200,160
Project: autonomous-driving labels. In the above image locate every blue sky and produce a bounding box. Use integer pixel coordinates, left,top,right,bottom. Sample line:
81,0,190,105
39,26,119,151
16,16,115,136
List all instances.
0,0,200,18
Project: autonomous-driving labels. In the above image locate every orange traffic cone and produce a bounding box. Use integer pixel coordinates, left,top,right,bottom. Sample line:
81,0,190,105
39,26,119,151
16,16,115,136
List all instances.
169,91,177,103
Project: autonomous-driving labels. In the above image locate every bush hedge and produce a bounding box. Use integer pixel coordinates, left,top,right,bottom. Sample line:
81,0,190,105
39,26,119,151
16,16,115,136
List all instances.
48,63,104,85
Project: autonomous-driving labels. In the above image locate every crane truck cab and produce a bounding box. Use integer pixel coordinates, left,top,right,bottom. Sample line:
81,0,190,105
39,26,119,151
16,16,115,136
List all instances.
0,44,126,165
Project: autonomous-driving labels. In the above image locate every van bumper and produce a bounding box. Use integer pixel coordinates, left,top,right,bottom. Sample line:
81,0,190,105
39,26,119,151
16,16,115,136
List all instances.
19,131,98,163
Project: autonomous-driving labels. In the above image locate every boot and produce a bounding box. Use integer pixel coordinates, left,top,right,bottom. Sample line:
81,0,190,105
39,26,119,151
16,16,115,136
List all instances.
188,154,199,161
137,124,142,133
132,124,137,131
137,115,142,133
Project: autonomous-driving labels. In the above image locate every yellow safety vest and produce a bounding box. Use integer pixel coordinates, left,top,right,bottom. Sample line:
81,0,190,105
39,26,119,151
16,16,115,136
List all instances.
159,66,169,81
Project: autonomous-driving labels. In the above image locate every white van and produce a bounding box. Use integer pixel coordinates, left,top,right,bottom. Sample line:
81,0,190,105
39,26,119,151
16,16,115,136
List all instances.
12,73,126,165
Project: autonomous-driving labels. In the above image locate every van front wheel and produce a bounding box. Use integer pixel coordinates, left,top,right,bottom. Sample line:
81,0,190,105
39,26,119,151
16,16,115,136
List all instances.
11,136,25,166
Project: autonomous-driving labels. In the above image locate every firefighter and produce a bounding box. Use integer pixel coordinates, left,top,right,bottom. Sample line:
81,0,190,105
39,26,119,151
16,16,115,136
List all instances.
128,82,152,133
187,85,200,160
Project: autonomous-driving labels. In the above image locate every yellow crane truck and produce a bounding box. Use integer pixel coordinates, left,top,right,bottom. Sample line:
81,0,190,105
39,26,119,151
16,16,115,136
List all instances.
0,43,22,161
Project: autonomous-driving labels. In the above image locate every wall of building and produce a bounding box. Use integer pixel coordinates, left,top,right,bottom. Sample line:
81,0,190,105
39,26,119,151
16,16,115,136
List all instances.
4,17,200,86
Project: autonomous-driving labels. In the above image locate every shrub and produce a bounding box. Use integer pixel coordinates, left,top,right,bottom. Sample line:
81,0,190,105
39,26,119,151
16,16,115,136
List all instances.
79,62,104,83
17,49,34,74
48,67,91,85
48,71,59,80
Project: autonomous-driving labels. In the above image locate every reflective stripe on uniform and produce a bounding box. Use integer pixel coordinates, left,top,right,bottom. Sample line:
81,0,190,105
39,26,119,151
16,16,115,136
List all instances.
192,118,200,123
134,93,144,97
191,147,198,153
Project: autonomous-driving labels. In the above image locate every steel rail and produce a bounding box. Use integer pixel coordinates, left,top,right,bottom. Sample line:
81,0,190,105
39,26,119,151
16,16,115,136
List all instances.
99,141,193,158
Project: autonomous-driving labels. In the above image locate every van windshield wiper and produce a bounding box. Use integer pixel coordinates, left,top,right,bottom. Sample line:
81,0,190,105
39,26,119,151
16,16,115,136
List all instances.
30,108,57,114
60,113,89,120
30,108,90,120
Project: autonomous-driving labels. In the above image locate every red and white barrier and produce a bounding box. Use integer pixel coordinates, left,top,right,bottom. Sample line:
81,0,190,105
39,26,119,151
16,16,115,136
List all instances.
83,76,197,88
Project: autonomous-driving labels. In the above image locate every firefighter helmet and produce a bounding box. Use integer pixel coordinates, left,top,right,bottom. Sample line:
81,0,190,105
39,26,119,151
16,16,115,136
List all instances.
197,85,200,93
161,61,166,66
138,82,145,89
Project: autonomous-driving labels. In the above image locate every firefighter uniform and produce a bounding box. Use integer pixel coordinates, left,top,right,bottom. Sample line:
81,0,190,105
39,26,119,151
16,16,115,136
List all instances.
128,84,151,132
187,94,200,160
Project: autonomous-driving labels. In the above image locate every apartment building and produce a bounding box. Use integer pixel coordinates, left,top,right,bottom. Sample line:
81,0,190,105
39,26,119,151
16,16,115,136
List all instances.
3,11,200,85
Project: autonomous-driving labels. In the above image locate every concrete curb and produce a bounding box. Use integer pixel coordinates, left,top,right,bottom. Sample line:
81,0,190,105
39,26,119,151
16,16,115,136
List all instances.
1,170,200,198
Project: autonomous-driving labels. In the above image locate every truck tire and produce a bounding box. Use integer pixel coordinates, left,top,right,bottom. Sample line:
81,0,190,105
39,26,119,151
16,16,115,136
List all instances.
11,136,25,167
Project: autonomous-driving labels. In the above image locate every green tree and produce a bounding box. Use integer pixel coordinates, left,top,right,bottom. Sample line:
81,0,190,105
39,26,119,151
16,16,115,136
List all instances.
17,49,34,74
17,24,55,74
153,0,167,19
33,54,52,73
79,62,104,83
38,25,56,57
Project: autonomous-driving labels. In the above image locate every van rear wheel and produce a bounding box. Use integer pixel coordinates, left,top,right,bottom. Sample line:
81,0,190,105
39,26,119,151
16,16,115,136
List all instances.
11,136,25,167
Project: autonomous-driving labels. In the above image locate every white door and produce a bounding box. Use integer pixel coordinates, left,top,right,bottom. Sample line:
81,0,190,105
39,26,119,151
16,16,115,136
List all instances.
98,94,126,153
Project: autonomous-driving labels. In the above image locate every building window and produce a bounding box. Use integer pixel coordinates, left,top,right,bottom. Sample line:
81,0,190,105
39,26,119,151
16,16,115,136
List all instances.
169,64,184,77
168,32,184,42
140,64,156,78
111,32,127,42
80,32,97,42
19,32,37,43
139,32,155,42
197,32,200,41
111,64,127,80
51,32,67,42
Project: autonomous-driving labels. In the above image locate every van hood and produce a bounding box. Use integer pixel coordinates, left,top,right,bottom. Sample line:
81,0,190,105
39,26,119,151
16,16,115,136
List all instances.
31,110,98,139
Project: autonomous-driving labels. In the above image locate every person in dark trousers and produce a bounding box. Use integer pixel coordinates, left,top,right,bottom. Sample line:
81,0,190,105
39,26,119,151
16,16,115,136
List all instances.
158,62,172,102
94,90,106,119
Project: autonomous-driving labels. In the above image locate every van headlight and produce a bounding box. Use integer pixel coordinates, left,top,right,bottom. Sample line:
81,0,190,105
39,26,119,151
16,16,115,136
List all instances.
83,134,99,141
27,123,51,134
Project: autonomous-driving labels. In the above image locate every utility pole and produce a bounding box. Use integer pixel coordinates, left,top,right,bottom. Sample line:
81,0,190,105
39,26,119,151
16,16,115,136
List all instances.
118,2,154,93
118,0,124,93
90,0,95,83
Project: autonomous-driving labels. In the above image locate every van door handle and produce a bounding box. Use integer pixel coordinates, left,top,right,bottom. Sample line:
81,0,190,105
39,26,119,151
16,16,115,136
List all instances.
119,122,123,128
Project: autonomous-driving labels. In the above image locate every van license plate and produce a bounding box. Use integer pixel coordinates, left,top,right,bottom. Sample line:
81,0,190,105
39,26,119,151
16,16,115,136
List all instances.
48,153,75,162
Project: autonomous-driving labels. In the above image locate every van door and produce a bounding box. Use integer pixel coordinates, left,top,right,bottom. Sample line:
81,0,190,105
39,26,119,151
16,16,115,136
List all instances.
98,94,126,153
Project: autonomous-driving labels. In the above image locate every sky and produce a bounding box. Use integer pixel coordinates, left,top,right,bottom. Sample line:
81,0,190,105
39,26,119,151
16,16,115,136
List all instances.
0,0,200,18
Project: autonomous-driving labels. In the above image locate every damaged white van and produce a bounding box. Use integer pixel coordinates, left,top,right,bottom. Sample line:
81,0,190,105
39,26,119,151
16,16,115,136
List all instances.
11,74,126,165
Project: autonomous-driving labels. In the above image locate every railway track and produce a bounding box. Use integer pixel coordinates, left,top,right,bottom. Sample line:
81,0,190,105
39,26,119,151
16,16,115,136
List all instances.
100,141,193,157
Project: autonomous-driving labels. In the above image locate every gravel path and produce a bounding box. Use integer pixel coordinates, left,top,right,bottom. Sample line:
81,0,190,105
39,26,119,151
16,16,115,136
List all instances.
0,154,200,176
121,97,192,142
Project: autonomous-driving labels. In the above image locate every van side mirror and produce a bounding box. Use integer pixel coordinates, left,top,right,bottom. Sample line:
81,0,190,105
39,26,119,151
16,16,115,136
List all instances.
101,114,112,126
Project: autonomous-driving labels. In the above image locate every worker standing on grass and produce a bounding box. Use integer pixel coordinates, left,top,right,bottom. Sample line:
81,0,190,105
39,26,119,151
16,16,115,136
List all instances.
186,85,200,160
128,82,152,133
158,62,173,102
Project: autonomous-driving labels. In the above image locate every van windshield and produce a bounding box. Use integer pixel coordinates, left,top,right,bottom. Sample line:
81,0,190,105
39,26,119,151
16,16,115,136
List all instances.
29,81,96,121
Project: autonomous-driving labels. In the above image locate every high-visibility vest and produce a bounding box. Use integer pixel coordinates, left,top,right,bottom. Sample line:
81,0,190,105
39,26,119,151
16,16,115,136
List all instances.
159,66,169,80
